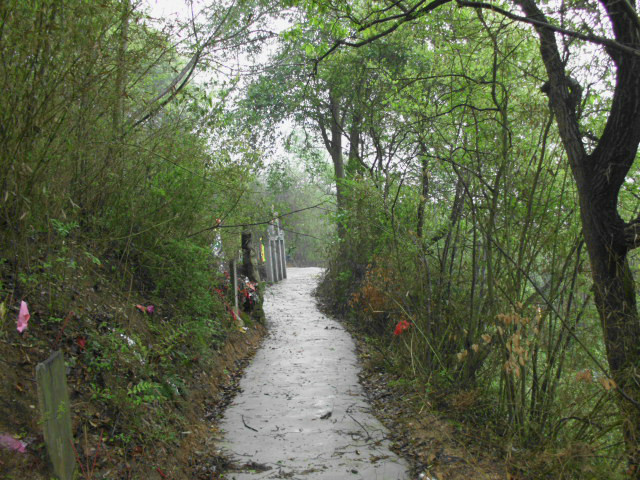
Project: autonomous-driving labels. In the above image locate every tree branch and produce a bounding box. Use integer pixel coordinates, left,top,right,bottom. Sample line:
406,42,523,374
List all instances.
315,0,640,70
458,0,640,58
315,0,453,66
186,201,329,238
624,218,640,249
126,1,240,133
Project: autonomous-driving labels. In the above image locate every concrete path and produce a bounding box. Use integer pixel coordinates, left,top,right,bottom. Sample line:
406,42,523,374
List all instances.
219,267,409,479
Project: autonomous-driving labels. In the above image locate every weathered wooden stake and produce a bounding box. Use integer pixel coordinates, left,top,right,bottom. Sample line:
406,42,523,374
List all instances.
36,350,75,480
231,259,240,321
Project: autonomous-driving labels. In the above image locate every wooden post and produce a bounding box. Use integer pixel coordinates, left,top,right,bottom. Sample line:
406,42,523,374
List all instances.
270,240,277,281
265,224,277,283
231,259,240,321
270,241,277,282
267,224,280,282
274,220,285,280
36,351,75,480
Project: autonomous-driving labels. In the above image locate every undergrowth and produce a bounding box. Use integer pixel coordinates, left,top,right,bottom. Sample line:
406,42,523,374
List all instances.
316,177,627,479
0,223,257,478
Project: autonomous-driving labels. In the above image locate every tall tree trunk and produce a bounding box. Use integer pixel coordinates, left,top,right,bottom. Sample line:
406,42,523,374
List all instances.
347,110,362,175
580,192,640,469
113,0,130,137
241,231,260,283
515,0,640,470
318,91,345,239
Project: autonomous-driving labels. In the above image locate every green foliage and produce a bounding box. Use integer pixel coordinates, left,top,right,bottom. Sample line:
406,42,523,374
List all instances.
295,4,632,476
259,130,334,267
127,381,166,406
0,0,273,472
3,0,638,476
50,220,79,238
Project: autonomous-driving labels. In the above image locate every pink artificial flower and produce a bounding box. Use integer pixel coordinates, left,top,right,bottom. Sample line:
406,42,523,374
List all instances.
0,434,27,453
146,305,155,315
17,301,30,333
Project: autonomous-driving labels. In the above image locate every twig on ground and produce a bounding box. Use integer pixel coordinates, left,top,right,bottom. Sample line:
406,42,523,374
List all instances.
346,413,371,440
242,415,258,432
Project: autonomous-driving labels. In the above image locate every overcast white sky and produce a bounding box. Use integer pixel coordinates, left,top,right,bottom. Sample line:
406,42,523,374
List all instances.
142,0,304,166
145,0,194,20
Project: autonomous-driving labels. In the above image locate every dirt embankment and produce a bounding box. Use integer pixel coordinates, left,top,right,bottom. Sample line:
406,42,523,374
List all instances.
1,322,266,480
0,252,267,480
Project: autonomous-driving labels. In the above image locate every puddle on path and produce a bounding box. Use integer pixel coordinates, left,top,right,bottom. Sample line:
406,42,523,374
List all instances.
219,267,409,479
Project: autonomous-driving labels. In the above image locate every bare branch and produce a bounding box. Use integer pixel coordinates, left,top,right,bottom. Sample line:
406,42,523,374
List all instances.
186,201,329,238
315,0,640,68
457,0,640,58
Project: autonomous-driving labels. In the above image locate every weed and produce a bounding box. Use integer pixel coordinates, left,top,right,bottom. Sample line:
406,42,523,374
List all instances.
50,219,79,238
127,380,166,406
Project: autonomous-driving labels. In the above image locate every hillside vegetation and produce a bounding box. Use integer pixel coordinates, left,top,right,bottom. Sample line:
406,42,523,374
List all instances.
3,0,640,479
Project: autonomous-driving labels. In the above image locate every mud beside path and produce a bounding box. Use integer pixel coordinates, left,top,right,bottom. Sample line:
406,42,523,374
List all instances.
219,267,409,479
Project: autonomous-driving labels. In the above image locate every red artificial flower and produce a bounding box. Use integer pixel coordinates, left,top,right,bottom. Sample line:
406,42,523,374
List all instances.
394,320,411,336
76,336,87,350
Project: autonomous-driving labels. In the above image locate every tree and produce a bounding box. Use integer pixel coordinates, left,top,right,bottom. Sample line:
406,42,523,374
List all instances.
301,0,640,470
513,0,640,468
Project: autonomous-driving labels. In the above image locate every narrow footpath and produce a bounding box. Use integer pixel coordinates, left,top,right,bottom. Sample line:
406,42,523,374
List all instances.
219,267,409,479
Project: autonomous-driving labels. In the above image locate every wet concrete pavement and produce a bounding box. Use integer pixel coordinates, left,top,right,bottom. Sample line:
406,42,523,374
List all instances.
219,267,409,479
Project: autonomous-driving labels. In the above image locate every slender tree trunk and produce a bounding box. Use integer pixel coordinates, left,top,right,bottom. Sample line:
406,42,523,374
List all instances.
319,91,345,239
348,110,362,175
580,194,640,469
416,155,429,239
114,0,130,137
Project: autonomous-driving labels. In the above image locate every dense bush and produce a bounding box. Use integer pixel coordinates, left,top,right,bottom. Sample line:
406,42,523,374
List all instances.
0,0,271,467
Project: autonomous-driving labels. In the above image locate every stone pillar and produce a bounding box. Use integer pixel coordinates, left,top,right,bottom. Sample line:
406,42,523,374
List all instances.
279,229,287,279
36,351,75,480
264,236,275,283
274,237,282,281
